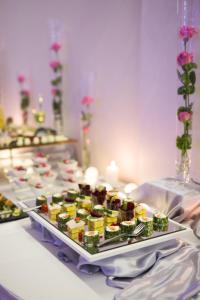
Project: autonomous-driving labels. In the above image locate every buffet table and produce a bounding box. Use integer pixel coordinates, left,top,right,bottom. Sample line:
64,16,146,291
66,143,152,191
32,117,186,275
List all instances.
0,177,200,300
0,218,116,300
0,218,199,300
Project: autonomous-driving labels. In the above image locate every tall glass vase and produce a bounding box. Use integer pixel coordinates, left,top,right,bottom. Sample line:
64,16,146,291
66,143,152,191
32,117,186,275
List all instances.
176,0,197,183
22,109,28,126
176,150,191,183
82,130,91,171
54,113,63,135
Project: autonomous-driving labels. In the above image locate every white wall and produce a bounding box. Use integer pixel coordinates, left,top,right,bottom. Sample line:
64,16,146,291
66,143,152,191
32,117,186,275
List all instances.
0,0,200,183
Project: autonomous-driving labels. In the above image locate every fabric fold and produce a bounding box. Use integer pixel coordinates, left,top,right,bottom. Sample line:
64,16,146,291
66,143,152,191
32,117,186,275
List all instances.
114,244,200,300
30,178,200,300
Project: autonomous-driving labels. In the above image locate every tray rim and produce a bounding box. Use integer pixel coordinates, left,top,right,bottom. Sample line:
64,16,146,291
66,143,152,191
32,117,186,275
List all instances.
19,202,193,262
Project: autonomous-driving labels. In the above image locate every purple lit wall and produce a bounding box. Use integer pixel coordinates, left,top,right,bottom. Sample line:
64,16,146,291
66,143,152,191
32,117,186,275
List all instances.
0,0,200,183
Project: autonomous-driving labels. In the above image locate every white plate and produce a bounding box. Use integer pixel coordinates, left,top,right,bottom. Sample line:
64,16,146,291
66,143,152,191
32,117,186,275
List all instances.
19,200,192,262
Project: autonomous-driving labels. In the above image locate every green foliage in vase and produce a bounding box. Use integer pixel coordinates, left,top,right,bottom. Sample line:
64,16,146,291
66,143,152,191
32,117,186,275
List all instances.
17,74,31,125
176,26,198,156
50,42,63,119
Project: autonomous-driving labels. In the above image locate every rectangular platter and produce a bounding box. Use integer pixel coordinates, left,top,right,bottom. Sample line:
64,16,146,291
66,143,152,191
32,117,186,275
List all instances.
19,197,192,262
0,191,28,223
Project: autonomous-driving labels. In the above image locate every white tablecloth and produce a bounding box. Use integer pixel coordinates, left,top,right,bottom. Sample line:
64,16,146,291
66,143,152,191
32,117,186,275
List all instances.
0,178,200,300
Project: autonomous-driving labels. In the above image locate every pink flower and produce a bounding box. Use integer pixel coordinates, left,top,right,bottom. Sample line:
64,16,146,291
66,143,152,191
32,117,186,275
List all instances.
81,96,94,106
179,26,198,39
51,88,59,96
83,126,90,134
51,42,61,52
50,60,61,70
17,74,25,83
177,51,193,66
178,111,192,122
21,89,30,97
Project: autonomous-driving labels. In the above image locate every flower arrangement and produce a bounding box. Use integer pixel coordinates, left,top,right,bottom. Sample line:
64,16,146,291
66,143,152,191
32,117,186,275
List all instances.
81,96,94,169
50,42,63,132
17,74,30,125
176,25,198,181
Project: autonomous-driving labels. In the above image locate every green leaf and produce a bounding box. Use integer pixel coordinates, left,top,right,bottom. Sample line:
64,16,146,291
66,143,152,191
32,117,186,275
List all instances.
177,85,195,95
51,76,62,86
177,69,183,82
177,106,191,115
81,111,92,122
181,72,190,85
20,96,29,109
187,85,195,94
182,62,198,72
188,102,194,110
176,134,192,152
189,71,196,85
53,100,62,114
177,86,185,95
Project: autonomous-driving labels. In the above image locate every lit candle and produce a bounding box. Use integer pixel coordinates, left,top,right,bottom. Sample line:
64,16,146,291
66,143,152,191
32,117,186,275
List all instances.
106,160,119,186
117,191,126,199
38,95,44,110
84,166,99,187
124,183,138,194
101,182,113,192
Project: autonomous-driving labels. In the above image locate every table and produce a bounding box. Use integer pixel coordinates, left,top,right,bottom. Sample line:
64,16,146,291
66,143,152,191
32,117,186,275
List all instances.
0,218,117,300
0,138,77,151
0,218,199,300
1,178,200,300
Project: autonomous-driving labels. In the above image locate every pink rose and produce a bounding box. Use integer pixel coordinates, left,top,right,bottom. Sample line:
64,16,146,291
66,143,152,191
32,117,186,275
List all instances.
178,111,192,122
177,51,193,66
51,42,61,52
179,26,197,39
51,88,59,96
21,89,30,97
17,74,25,83
83,126,90,134
81,96,94,106
50,60,61,70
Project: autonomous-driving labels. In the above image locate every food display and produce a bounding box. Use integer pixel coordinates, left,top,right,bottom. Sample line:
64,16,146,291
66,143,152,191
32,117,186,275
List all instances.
35,195,48,213
77,208,89,222
87,216,104,236
58,159,81,183
64,190,79,202
13,176,29,188
20,182,184,258
0,132,69,149
92,186,107,205
58,159,78,171
33,152,48,164
48,203,61,221
57,213,70,231
84,230,99,245
92,205,105,217
41,171,57,183
67,218,85,240
52,193,64,204
120,198,135,221
107,192,121,210
120,220,136,235
137,216,154,237
105,225,120,240
34,162,51,175
153,212,169,232
13,166,27,177
135,204,147,219
63,203,77,218
0,194,27,223
76,195,92,211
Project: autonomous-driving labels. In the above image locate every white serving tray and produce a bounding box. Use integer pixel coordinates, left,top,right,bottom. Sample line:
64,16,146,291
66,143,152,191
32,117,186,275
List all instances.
19,200,193,263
